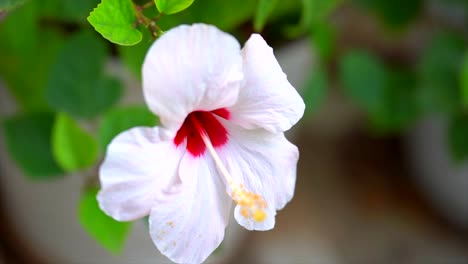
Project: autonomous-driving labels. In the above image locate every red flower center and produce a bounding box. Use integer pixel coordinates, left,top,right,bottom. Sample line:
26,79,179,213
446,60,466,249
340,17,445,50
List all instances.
173,108,230,157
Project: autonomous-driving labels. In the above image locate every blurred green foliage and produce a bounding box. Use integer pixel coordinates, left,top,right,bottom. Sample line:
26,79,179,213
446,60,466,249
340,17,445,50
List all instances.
418,33,466,114
52,113,98,171
0,0,26,12
118,27,154,78
303,66,328,115
40,0,100,22
254,0,279,32
369,70,419,133
0,0,466,254
98,106,158,151
79,188,132,254
301,0,342,28
3,112,64,178
462,53,468,107
340,50,388,114
340,51,420,132
353,0,423,28
310,22,336,61
448,114,468,161
0,1,58,111
45,31,122,118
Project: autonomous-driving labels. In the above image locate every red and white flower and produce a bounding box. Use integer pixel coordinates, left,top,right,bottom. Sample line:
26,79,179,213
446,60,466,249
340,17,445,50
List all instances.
98,24,305,263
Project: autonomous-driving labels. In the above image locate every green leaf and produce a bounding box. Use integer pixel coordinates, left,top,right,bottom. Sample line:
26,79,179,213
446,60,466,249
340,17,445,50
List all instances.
303,66,328,115
87,0,142,46
461,52,468,107
45,31,122,118
52,113,98,171
79,188,131,254
0,0,27,11
417,33,465,114
3,113,63,179
254,0,279,32
339,50,387,112
155,0,194,14
98,106,158,151
448,113,468,162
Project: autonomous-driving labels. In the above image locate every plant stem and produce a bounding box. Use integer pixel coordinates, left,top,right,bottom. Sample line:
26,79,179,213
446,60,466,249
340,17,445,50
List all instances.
142,1,154,9
132,2,163,38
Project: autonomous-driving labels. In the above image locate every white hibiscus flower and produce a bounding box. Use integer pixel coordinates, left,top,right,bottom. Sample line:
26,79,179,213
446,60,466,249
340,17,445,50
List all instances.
98,23,305,264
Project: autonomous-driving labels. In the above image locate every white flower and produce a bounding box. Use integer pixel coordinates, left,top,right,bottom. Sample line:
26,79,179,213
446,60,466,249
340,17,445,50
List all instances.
98,24,305,263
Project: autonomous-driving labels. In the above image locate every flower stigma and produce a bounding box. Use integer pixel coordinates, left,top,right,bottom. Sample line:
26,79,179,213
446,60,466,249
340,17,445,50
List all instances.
189,114,268,223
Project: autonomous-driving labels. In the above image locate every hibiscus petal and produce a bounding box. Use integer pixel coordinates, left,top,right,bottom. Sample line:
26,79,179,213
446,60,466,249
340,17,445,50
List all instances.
218,121,299,230
98,127,183,221
230,34,305,133
143,24,243,132
149,154,231,264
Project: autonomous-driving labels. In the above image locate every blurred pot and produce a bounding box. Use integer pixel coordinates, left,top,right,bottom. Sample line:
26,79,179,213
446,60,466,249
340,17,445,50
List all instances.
404,116,468,230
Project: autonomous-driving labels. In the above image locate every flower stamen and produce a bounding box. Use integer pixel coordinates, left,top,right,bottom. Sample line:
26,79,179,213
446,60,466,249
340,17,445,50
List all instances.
231,183,267,222
189,114,268,223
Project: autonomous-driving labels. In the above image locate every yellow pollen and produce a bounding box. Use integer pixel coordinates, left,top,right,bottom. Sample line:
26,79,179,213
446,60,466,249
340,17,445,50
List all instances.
253,209,267,222
192,116,268,223
240,208,249,218
231,183,268,222
167,221,175,228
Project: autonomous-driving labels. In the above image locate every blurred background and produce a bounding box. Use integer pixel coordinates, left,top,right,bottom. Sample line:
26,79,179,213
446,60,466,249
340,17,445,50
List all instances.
0,0,467,263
